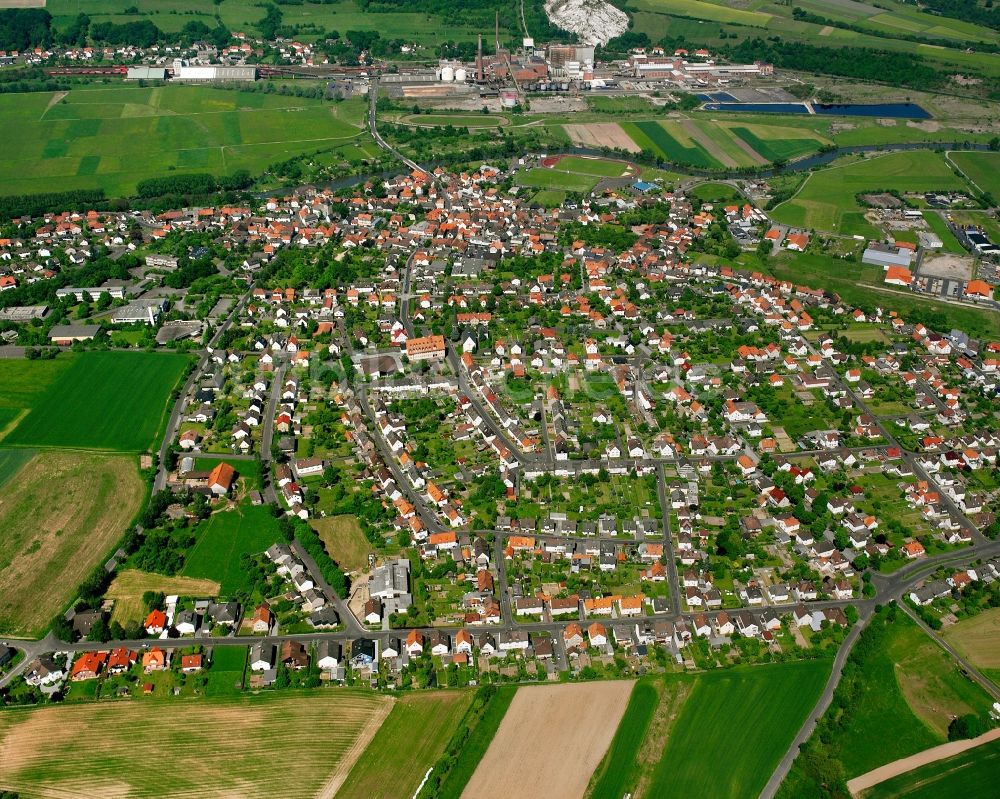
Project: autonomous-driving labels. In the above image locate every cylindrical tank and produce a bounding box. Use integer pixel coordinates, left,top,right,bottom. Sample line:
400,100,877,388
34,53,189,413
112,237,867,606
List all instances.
455,67,467,82
441,66,454,82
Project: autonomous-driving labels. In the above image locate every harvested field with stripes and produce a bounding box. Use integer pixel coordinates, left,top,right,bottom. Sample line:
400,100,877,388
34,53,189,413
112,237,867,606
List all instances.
563,123,642,153
0,691,393,799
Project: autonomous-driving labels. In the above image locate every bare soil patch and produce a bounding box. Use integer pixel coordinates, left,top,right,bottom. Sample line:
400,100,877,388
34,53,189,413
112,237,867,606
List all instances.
0,0,45,6
463,681,633,799
564,123,641,153
0,453,144,636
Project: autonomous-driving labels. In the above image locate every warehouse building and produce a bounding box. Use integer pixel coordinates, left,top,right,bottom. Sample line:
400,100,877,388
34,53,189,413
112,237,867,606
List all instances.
862,243,913,269
174,64,258,82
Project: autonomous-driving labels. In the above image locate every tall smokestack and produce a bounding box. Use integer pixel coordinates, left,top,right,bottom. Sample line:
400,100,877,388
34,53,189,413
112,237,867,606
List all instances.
477,33,483,82
495,12,500,54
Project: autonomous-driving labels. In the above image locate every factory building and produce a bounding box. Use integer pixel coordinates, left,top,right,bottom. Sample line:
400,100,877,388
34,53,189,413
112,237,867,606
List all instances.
173,63,258,82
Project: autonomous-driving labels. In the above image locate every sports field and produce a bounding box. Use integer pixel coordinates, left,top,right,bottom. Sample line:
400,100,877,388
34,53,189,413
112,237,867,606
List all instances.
647,660,831,798
312,515,374,573
861,737,1000,799
554,156,634,177
181,504,284,594
2,351,188,452
0,452,144,636
337,691,473,799
0,86,369,197
771,151,971,237
0,691,393,799
515,167,600,193
106,569,221,626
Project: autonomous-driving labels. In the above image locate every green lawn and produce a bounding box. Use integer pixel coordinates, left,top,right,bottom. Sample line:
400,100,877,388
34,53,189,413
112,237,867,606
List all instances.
730,126,823,162
772,151,972,237
338,691,474,799
862,737,1000,799
3,351,189,452
648,660,832,799
529,188,567,207
206,645,248,697
588,680,658,799
181,504,284,594
0,86,368,197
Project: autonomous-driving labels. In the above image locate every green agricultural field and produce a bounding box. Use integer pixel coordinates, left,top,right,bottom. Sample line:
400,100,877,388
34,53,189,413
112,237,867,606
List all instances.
46,0,505,45
434,685,518,799
0,86,369,198
515,167,599,193
0,448,32,488
3,351,189,452
950,151,1000,194
646,660,832,799
181,503,284,594
587,680,658,799
729,126,823,162
338,691,473,799
771,150,971,237
623,120,720,169
862,737,1000,799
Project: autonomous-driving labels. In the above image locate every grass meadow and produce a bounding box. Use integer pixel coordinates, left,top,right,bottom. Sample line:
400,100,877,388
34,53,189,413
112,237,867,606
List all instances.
312,514,374,573
806,152,954,227
950,151,1000,193
0,86,369,197
338,690,474,799
771,150,971,237
0,691,392,798
181,503,284,594
3,351,189,452
0,452,144,636
862,737,1000,799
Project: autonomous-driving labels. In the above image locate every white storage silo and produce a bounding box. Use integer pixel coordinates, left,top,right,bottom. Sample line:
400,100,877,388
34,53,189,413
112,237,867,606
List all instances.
455,67,467,83
441,65,455,82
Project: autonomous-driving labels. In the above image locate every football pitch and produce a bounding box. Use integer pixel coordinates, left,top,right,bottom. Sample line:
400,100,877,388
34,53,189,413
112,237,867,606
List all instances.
0,86,370,197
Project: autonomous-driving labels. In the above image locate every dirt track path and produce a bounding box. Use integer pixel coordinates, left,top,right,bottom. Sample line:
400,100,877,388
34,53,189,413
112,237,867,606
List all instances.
846,728,1000,795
